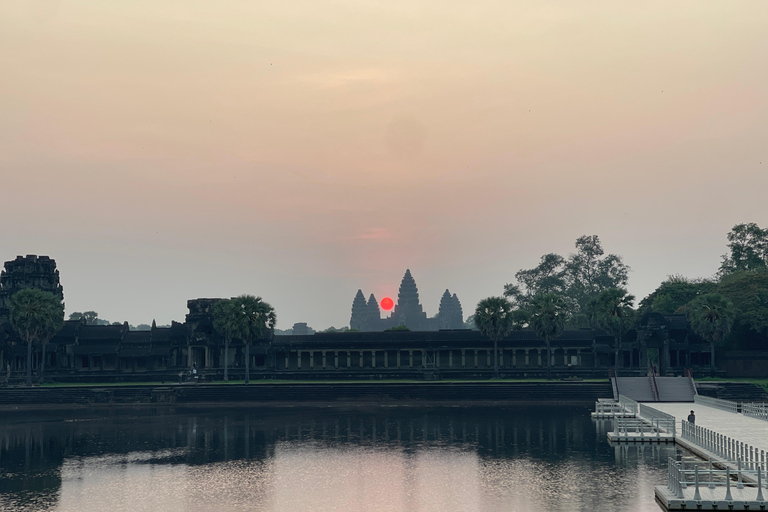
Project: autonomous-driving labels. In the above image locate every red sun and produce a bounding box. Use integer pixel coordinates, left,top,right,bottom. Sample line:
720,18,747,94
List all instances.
380,297,394,311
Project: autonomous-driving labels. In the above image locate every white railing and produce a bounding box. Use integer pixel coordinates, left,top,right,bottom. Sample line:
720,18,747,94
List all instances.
743,402,768,422
618,394,639,416
694,394,739,413
639,403,676,435
681,420,767,471
594,400,624,415
613,417,674,440
666,457,767,501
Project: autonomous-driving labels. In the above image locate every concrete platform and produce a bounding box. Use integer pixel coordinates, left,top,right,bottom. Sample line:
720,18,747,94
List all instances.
644,402,768,455
656,485,768,510
607,432,674,442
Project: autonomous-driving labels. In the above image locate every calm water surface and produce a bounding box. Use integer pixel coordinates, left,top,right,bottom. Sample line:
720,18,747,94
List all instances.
0,405,682,512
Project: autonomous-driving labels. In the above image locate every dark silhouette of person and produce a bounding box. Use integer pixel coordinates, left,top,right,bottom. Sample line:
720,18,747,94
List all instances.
688,410,695,424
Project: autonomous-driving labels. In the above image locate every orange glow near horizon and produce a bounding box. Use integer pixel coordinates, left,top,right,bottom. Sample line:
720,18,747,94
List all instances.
1,1,767,329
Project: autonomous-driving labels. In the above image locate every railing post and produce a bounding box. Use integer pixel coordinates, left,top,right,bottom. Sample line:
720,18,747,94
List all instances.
758,465,765,502
709,458,715,489
725,467,733,501
677,462,686,499
693,466,702,500
737,459,744,489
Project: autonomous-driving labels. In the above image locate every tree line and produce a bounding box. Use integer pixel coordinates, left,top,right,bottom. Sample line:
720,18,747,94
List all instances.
8,292,275,387
68,311,169,331
474,224,768,378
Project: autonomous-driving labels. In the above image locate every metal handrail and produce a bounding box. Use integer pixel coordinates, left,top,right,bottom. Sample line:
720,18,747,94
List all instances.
743,402,768,422
666,457,767,501
618,394,638,416
694,394,739,413
649,373,660,402
639,403,676,435
681,420,767,471
613,417,674,440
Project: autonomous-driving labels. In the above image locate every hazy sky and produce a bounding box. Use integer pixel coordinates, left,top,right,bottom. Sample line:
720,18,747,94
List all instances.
1,1,766,329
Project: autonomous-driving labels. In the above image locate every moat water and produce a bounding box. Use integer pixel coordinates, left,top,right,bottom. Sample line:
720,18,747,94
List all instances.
0,405,681,512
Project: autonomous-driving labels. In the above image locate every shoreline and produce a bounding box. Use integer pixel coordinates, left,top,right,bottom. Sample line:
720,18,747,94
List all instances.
0,381,612,411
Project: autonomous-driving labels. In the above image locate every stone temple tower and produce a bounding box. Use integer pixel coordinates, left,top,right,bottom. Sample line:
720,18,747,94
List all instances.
0,255,64,325
438,289,464,329
391,269,428,330
349,289,368,331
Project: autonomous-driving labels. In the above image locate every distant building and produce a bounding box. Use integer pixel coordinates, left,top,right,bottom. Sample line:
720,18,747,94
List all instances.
291,322,313,336
349,269,464,331
0,254,729,381
0,255,64,326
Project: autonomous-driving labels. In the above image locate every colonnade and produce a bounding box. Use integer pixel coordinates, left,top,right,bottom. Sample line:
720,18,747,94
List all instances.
275,347,588,371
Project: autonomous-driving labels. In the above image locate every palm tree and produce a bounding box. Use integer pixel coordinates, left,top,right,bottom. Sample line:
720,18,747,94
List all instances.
474,297,514,378
529,293,570,379
213,299,239,381
230,295,276,384
687,293,735,375
9,288,65,386
594,288,636,374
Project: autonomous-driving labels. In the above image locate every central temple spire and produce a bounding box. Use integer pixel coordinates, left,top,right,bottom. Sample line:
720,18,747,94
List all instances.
393,269,427,329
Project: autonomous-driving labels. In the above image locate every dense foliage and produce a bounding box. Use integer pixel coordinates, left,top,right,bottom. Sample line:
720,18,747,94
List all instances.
720,223,768,275
492,223,768,353
10,288,65,386
528,293,570,378
229,295,276,384
638,276,717,315
504,235,628,327
594,288,636,370
474,297,514,377
212,299,239,381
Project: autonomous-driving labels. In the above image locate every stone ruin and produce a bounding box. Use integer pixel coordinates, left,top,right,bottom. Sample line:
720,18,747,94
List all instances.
0,255,64,326
349,269,464,331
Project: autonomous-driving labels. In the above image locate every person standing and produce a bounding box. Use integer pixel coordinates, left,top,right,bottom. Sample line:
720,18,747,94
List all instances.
687,410,695,424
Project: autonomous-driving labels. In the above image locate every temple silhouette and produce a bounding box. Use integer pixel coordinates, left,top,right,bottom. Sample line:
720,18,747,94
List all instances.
349,269,464,331
0,254,736,382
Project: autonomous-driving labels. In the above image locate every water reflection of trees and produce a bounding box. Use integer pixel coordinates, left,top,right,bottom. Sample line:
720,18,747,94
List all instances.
0,405,676,510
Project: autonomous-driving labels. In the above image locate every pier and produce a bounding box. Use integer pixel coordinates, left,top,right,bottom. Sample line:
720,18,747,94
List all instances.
650,396,768,510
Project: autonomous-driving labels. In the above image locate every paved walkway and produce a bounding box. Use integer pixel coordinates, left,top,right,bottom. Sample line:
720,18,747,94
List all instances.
644,402,768,455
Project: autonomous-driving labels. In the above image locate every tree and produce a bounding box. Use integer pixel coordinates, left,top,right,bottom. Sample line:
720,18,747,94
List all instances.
213,299,239,381
230,295,276,384
320,326,357,333
594,288,636,373
529,293,570,379
505,236,629,319
68,311,109,325
639,275,717,315
687,293,735,374
564,235,629,312
504,253,566,306
720,223,768,275
9,288,65,386
716,270,768,347
474,297,514,378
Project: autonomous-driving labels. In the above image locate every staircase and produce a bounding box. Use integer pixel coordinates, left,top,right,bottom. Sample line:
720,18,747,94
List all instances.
697,382,768,402
614,377,656,402
655,376,696,402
